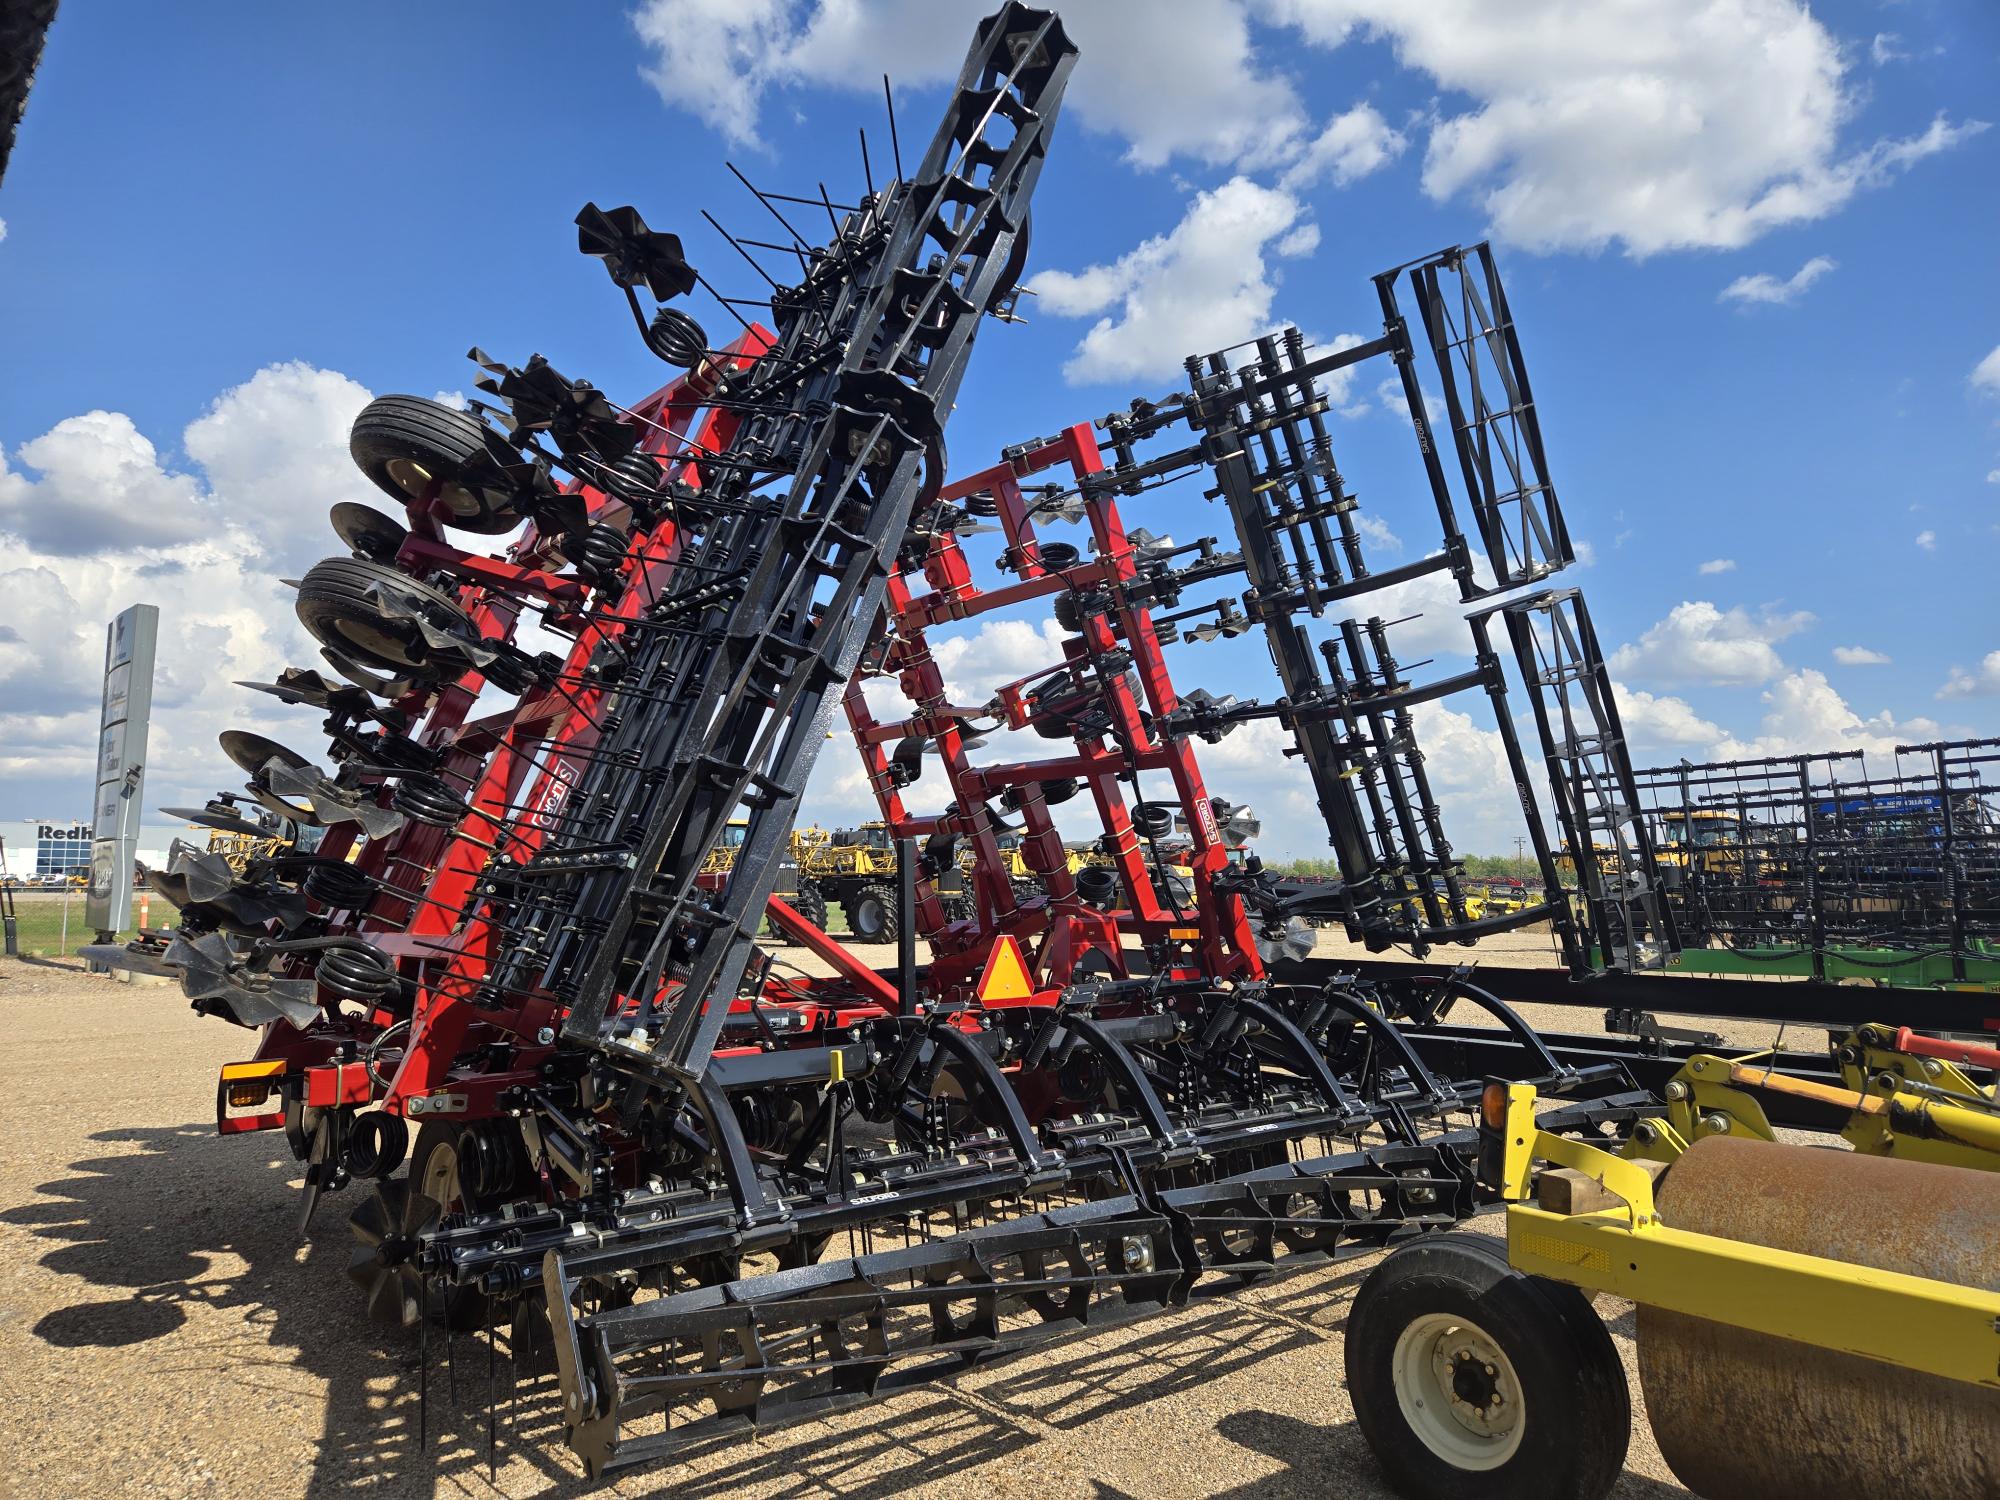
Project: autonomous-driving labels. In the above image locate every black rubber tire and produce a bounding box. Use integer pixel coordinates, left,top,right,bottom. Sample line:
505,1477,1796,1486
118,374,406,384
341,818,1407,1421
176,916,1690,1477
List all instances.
408,1121,517,1332
770,883,829,939
294,555,477,677
1345,1232,1629,1500
848,884,898,944
349,394,520,535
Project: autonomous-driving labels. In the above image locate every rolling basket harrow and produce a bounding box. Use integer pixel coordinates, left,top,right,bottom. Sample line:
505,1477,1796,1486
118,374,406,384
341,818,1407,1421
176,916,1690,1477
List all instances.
91,8,1999,1494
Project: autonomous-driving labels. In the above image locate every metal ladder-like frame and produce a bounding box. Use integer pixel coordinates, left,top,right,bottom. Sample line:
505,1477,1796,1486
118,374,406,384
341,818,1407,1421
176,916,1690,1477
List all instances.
471,5,1079,1091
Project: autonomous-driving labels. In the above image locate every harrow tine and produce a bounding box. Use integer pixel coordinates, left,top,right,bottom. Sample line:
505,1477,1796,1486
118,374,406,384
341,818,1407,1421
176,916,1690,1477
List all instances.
418,1287,429,1452
295,1175,321,1238
487,1299,497,1482
295,1116,329,1238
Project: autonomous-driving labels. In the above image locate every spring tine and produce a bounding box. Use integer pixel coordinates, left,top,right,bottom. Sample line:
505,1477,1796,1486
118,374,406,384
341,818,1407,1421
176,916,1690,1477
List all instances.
418,1289,429,1452
509,1305,520,1451
487,1299,497,1482
446,1320,457,1411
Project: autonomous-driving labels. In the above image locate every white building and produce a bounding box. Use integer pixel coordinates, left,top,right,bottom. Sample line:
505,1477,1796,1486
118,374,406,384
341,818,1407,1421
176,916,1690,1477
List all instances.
0,819,92,880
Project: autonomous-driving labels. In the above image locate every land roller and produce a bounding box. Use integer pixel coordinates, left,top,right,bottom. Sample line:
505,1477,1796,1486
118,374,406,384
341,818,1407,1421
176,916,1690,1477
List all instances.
1349,1043,2000,1500
1641,1140,1999,1498
76,4,2000,1491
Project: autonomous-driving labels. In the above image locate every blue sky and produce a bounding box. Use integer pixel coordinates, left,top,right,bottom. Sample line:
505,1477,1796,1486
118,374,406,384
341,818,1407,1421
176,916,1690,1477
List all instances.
1,0,1995,857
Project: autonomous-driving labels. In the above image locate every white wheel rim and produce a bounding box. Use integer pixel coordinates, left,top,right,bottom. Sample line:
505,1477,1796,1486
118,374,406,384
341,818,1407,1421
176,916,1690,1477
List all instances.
419,1139,462,1209
1390,1311,1525,1470
338,618,419,667
384,456,434,498
386,457,485,519
439,481,485,518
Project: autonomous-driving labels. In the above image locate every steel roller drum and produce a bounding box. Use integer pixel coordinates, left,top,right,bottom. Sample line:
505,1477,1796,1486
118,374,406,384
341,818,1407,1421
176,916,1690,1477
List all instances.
1640,1134,2000,1498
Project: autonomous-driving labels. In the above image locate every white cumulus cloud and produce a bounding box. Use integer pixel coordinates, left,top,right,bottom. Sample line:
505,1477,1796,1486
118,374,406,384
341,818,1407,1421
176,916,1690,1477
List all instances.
0,412,212,556
631,0,1307,169
1608,600,1813,686
1025,175,1314,385
1938,651,2000,700
1972,344,2000,397
1697,557,1737,575
1915,529,1937,551
1260,0,1987,255
1832,645,1891,666
182,362,376,569
1279,103,1408,189
1712,669,1938,759
1718,254,1836,306
1613,684,1725,752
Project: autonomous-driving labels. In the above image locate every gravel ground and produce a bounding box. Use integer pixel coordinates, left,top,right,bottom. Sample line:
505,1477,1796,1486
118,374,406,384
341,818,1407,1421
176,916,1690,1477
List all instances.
0,939,1724,1500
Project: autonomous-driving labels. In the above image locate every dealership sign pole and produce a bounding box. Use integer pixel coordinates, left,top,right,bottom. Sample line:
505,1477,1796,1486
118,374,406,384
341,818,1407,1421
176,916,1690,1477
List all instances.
87,604,158,937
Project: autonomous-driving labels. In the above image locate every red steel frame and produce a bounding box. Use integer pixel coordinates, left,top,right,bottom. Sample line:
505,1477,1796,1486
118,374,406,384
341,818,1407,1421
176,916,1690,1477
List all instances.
233,332,780,1116
842,421,1264,1000
216,382,1271,1140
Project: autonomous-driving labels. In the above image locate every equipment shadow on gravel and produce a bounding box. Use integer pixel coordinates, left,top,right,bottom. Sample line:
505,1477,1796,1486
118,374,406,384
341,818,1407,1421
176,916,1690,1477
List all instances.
0,1122,1141,1497
1211,1410,1686,1500
8,1123,1512,1499
967,1264,1369,1433
2,1121,574,1497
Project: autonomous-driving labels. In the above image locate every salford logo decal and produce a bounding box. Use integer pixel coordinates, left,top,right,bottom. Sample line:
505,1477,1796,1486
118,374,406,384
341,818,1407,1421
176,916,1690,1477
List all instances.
1195,796,1220,845
533,757,579,830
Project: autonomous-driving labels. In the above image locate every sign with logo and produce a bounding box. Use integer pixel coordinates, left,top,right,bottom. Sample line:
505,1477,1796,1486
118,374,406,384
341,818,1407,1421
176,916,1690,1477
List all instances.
532,755,579,829
85,604,158,933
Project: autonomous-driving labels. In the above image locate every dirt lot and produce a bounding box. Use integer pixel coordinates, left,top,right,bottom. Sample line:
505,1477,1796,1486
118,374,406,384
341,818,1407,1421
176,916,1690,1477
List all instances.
0,937,1772,1500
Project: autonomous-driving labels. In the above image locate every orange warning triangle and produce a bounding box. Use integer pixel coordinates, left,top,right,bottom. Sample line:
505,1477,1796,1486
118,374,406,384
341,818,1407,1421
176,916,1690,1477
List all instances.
974,934,1036,1002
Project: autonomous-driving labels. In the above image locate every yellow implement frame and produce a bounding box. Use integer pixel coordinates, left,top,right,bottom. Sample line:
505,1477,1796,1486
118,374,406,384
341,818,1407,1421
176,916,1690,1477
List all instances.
1492,1082,2000,1390
1625,1024,2000,1174
204,828,292,875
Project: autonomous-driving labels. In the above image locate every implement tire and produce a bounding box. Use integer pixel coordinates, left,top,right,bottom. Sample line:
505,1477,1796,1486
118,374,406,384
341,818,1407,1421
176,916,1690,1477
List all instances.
295,555,478,677
408,1121,528,1332
350,394,522,534
1346,1232,1628,1500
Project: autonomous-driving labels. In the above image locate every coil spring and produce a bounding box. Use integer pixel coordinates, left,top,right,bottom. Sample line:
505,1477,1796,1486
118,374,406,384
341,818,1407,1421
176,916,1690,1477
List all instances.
605,450,665,503
646,306,708,368
392,776,466,828
458,1126,518,1200
1075,865,1121,908
304,860,377,910
318,942,399,1002
578,522,631,581
733,1093,803,1153
367,733,436,772
342,1110,407,1179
